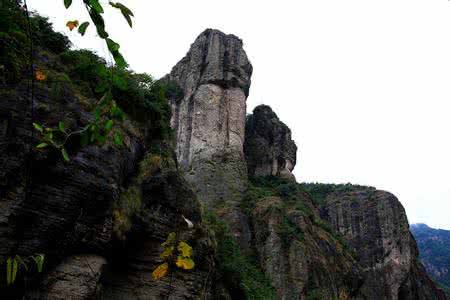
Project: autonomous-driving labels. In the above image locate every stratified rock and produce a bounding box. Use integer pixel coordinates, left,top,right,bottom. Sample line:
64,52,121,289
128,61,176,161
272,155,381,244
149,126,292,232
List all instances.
33,255,107,300
0,50,213,299
324,187,447,300
163,28,253,209
244,105,297,180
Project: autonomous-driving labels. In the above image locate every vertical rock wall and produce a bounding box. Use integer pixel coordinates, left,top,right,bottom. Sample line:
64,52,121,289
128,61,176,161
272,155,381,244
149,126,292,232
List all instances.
163,29,253,209
324,188,447,300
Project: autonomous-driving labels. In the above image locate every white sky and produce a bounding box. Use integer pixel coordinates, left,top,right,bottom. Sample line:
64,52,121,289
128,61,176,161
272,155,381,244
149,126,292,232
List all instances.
28,0,450,229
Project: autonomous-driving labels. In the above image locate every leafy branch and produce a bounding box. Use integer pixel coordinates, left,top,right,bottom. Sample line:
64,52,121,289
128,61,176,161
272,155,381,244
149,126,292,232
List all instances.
33,0,134,161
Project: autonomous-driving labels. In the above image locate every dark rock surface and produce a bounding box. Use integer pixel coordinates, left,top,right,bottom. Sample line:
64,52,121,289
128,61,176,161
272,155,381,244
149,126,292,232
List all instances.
324,187,447,299
0,59,213,299
245,105,297,180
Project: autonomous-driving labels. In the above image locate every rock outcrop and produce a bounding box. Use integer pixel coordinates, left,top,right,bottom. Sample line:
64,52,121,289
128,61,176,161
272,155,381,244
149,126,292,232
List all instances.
163,28,253,209
245,105,297,180
1,5,446,298
324,187,447,300
0,43,213,299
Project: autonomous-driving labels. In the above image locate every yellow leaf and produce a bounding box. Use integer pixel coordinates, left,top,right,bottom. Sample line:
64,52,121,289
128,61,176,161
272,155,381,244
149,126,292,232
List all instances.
175,256,195,270
35,70,46,81
160,246,174,260
177,241,193,258
152,262,168,280
162,232,176,248
66,20,79,31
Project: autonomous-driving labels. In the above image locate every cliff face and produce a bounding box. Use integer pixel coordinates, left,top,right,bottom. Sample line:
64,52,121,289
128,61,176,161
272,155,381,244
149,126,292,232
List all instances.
1,8,446,299
323,187,446,299
243,109,444,298
245,105,297,180
163,29,252,209
0,15,214,297
0,84,214,299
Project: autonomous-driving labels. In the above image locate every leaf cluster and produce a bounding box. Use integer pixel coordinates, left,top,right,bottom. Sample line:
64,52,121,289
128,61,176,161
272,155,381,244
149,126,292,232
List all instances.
6,254,45,286
152,232,195,280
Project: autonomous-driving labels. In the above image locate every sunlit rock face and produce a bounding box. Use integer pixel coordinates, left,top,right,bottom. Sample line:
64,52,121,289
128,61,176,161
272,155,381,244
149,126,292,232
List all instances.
244,105,297,181
163,28,253,209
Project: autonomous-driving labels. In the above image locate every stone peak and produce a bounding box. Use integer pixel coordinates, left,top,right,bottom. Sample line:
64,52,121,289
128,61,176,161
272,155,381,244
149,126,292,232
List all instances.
165,29,253,96
195,28,244,44
251,104,279,119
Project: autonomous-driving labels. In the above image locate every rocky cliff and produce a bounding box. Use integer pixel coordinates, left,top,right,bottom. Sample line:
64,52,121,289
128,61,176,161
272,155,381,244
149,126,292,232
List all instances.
0,4,446,299
323,187,446,299
245,105,297,180
0,7,214,298
163,29,252,209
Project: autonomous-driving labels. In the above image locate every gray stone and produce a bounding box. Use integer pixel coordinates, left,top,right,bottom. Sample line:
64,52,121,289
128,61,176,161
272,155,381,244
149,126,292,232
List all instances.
163,29,252,209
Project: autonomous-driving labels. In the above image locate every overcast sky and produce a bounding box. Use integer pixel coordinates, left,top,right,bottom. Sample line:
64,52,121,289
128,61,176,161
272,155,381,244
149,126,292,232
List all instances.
28,0,450,229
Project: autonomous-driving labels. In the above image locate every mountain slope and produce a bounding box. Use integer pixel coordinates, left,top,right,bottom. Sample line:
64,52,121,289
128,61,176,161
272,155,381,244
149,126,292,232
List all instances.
411,223,450,296
0,2,447,299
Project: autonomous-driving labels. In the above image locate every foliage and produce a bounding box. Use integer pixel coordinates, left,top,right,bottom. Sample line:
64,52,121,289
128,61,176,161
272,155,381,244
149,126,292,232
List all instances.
0,1,172,160
5,254,45,286
152,232,195,280
305,288,329,300
204,213,279,299
410,224,450,293
299,182,374,209
28,0,136,160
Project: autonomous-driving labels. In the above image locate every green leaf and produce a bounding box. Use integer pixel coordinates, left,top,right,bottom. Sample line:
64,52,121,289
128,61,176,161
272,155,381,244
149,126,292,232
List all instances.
6,257,12,285
78,22,90,36
61,148,70,162
36,143,48,149
33,254,45,273
112,51,127,69
58,121,66,132
114,132,123,146
64,0,72,9
88,9,108,38
109,2,134,28
89,0,104,13
11,258,17,284
104,119,114,131
106,38,120,52
33,123,43,132
122,12,132,27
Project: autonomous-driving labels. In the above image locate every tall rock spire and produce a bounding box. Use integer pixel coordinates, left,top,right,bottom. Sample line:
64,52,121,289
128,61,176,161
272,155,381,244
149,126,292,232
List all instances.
163,29,253,208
